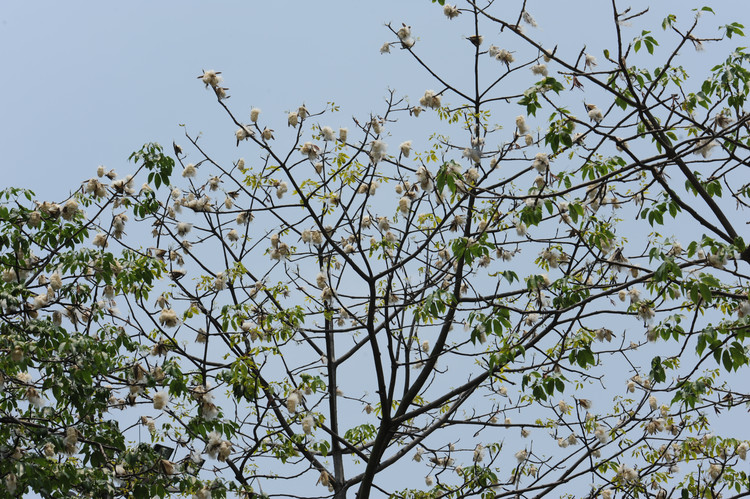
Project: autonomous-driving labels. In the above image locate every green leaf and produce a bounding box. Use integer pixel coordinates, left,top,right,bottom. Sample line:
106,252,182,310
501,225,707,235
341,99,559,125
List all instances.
698,283,712,303
555,378,565,393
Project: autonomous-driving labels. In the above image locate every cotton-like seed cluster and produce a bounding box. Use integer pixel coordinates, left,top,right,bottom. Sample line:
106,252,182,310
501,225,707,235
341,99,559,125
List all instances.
708,463,722,480
371,118,383,134
32,294,47,310
462,145,481,163
50,272,63,290
668,241,683,256
399,140,412,157
429,455,454,467
259,127,274,141
302,415,315,435
199,70,222,89
737,301,750,318
419,90,442,110
269,233,291,261
191,384,219,420
737,442,749,460
196,328,208,344
153,390,168,410
321,286,335,304
522,10,537,27
490,46,514,65
467,35,483,47
27,386,44,407
206,176,222,192
236,211,253,225
608,248,629,272
443,4,460,19
301,229,324,246
596,328,614,342
206,431,233,461
473,443,484,463
2,269,16,284
370,140,387,164
321,126,335,141
524,313,538,326
398,197,411,214
176,222,192,237
446,214,464,232
159,308,178,328
27,210,42,228
169,269,187,281
587,105,604,123
594,425,608,443
336,128,348,144
415,166,433,191
465,167,480,184
181,194,214,213
315,271,328,289
531,64,548,76
532,153,549,173
276,181,288,199
300,142,320,160
213,273,227,291
616,464,639,483
182,164,197,178
38,201,62,218
516,115,529,134
707,252,727,269
637,302,656,322
539,248,560,269
63,427,79,454
61,199,79,221
92,233,108,248
286,390,302,413
236,125,254,144
396,23,414,48
288,111,299,127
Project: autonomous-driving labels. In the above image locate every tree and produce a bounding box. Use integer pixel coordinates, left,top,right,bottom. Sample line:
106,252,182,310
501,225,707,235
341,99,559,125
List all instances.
3,1,750,497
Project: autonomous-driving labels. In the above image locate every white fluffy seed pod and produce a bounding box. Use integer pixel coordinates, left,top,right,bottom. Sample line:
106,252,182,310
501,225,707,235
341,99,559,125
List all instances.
153,390,169,410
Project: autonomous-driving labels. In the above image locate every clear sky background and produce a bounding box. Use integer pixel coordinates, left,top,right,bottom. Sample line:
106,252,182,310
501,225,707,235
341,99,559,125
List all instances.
3,1,748,201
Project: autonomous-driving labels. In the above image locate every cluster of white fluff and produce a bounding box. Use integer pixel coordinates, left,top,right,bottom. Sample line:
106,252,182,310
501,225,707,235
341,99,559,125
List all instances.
396,24,414,48
419,90,442,109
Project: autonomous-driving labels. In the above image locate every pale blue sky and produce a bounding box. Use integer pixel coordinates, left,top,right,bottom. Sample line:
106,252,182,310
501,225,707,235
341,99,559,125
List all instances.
2,2,435,198
4,1,747,200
